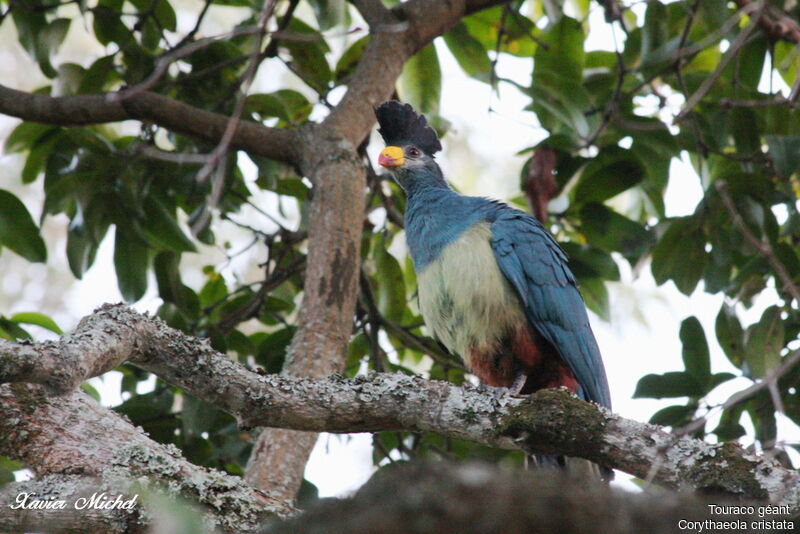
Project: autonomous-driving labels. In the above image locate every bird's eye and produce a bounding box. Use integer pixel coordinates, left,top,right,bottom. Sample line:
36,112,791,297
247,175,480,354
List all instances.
407,147,421,157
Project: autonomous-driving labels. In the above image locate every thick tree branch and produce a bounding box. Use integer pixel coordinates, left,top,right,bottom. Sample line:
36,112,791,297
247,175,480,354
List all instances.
1,305,798,510
245,126,367,500
732,0,800,43
0,84,300,166
261,461,773,534
349,0,389,28
0,381,294,533
323,0,509,146
0,476,144,534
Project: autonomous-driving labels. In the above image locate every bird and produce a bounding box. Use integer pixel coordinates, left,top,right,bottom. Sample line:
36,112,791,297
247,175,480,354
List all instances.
374,100,611,472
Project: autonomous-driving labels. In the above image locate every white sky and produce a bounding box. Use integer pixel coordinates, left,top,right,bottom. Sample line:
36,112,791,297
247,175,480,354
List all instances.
1,1,797,497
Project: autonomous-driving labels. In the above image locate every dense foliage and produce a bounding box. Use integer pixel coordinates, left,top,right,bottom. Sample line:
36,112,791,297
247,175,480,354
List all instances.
0,0,798,494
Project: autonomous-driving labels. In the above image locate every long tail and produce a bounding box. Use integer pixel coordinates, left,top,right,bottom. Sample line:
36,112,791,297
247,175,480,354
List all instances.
532,454,613,481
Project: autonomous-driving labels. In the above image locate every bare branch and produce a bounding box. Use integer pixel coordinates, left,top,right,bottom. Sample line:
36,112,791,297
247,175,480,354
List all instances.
349,0,389,28
732,0,800,43
191,0,280,233
716,180,800,305
0,84,301,166
675,2,763,123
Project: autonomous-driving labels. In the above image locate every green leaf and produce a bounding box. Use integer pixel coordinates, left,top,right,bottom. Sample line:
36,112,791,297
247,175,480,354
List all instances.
36,18,72,78
274,178,310,199
713,420,746,441
298,479,320,508
715,303,744,369
528,79,592,140
734,34,768,90
765,135,800,178
22,130,61,184
154,251,200,318
66,213,102,279
729,108,760,157
651,216,708,296
462,6,537,57
577,203,654,263
633,372,705,399
10,312,63,335
560,243,620,281
572,147,646,205
640,1,668,67
142,198,197,252
649,404,696,427
308,0,347,30
80,381,102,401
182,395,217,436
0,189,47,263
577,277,609,321
0,468,14,485
80,55,119,94
5,122,57,153
93,5,135,47
335,36,369,83
709,372,736,390
443,23,492,81
346,333,370,378
743,306,785,378
256,327,296,373
373,234,406,322
246,90,312,124
679,316,710,386
281,18,331,94
114,225,149,302
199,268,228,308
0,456,22,472
530,16,590,140
400,43,441,115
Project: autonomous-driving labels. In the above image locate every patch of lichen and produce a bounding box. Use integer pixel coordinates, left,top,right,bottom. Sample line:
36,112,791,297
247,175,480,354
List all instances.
687,442,768,500
454,406,481,426
495,389,608,458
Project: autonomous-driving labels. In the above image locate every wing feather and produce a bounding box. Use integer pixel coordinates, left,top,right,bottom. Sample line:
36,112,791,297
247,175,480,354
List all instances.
490,210,611,408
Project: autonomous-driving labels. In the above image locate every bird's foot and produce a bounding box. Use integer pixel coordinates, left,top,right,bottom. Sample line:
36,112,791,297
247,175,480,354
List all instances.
489,383,528,401
509,372,528,396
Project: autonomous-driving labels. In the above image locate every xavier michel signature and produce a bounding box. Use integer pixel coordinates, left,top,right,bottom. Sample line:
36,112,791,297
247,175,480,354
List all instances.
8,492,138,511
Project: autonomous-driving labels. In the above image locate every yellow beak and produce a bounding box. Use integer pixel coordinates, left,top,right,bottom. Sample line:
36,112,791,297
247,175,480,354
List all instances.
378,146,405,167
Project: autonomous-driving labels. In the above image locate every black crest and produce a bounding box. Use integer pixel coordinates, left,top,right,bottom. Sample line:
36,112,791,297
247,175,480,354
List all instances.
374,101,442,156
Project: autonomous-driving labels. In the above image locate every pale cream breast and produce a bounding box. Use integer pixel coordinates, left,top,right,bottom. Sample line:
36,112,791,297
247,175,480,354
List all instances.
416,222,526,368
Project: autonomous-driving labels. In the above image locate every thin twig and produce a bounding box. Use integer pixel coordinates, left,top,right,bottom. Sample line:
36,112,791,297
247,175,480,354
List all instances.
716,180,800,304
675,1,765,123
191,0,280,235
582,23,625,148
264,0,302,58
488,4,511,108
107,25,264,102
171,0,214,51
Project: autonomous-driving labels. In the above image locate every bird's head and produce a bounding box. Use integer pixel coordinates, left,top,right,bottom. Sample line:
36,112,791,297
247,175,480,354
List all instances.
374,101,447,193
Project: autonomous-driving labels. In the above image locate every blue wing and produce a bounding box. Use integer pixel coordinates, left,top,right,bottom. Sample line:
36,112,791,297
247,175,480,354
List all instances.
490,209,611,409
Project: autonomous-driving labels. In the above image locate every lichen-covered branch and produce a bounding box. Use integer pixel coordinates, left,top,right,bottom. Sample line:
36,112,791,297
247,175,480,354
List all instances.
0,382,294,533
0,475,144,534
1,305,797,510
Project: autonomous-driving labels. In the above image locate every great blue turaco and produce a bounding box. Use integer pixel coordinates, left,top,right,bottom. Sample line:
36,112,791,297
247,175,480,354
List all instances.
374,100,612,473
